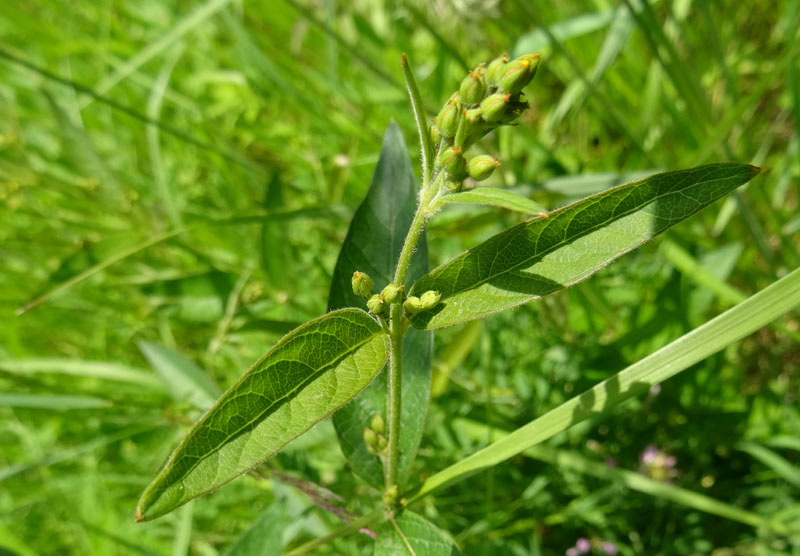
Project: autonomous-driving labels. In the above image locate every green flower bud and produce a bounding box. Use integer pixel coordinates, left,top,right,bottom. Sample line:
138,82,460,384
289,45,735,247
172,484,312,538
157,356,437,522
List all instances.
446,180,463,193
377,435,387,450
498,53,541,95
436,145,467,178
382,484,399,507
371,413,385,435
430,124,441,146
480,92,510,123
381,283,403,304
403,295,423,315
468,155,500,181
420,290,442,309
459,70,487,105
434,92,461,138
486,53,509,84
363,427,377,447
367,294,386,315
351,271,373,298
464,107,483,124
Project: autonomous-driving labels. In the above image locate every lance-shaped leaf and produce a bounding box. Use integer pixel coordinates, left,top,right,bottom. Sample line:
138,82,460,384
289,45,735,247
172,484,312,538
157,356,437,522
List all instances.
409,163,760,329
328,122,432,490
135,308,389,522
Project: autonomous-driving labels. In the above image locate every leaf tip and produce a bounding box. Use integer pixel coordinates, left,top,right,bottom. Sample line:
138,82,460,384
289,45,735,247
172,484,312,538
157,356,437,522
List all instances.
134,507,146,523
401,53,408,67
748,164,762,176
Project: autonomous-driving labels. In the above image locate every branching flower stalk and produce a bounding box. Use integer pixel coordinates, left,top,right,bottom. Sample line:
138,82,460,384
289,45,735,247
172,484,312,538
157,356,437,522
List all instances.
356,52,543,512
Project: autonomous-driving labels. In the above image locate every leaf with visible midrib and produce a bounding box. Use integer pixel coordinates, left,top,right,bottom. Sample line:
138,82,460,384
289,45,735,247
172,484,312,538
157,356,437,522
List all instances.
374,511,461,556
328,122,432,490
135,308,388,521
410,163,760,329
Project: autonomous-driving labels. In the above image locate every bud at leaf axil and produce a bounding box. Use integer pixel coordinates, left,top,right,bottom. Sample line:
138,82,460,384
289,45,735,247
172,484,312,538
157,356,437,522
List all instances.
381,283,403,304
420,290,442,309
403,295,423,315
459,70,487,105
367,294,386,315
436,145,467,178
351,271,373,298
371,413,385,434
480,93,510,123
468,155,500,181
363,427,377,447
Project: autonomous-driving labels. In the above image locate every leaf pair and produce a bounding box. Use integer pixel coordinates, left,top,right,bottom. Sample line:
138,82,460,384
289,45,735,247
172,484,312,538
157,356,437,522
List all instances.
135,122,759,538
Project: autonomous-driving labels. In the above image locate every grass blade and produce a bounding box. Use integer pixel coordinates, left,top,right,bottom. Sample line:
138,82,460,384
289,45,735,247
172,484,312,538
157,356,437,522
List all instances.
455,419,794,534
404,265,800,503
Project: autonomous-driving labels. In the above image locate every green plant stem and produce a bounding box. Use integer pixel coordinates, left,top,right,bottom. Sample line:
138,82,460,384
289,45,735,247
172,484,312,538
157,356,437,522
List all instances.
386,303,404,491
385,186,433,495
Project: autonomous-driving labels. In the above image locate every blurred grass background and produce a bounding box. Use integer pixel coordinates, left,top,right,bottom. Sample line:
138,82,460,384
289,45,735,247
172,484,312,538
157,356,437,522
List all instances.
1,0,799,554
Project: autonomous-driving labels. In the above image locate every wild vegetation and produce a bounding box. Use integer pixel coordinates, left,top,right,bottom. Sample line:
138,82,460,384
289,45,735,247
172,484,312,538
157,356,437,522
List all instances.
1,1,799,555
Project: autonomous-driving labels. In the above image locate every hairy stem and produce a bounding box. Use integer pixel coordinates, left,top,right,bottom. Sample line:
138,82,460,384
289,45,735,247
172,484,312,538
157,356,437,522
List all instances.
386,302,404,491
384,53,439,499
385,172,436,496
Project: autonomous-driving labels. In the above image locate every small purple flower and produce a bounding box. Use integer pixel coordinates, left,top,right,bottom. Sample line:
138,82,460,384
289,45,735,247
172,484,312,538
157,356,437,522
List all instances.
640,444,658,464
664,455,677,468
605,457,618,468
602,541,618,555
566,548,579,556
649,384,661,396
576,538,591,553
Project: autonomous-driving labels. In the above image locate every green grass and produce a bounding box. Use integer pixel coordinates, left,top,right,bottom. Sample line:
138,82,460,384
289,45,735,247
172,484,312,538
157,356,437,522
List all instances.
1,1,798,554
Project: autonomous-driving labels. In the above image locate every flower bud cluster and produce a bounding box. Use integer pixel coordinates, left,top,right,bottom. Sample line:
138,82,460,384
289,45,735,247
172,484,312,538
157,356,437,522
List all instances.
429,53,541,192
355,272,442,318
363,413,387,455
403,290,441,315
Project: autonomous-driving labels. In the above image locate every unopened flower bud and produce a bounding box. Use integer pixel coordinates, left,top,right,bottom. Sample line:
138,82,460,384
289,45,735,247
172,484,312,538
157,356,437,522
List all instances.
464,108,483,124
367,294,386,315
434,92,461,138
486,53,509,84
459,70,487,104
430,124,441,146
420,290,441,309
381,283,403,304
382,484,399,507
436,145,467,178
371,413,385,434
446,180,463,193
468,155,500,181
498,53,541,95
480,93,510,123
404,296,423,315
363,427,377,447
377,435,387,450
351,271,373,298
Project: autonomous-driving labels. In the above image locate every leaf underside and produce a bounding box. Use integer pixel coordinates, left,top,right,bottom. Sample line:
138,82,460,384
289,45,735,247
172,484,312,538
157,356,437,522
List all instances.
135,308,388,521
374,511,461,556
410,163,760,329
328,122,432,490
